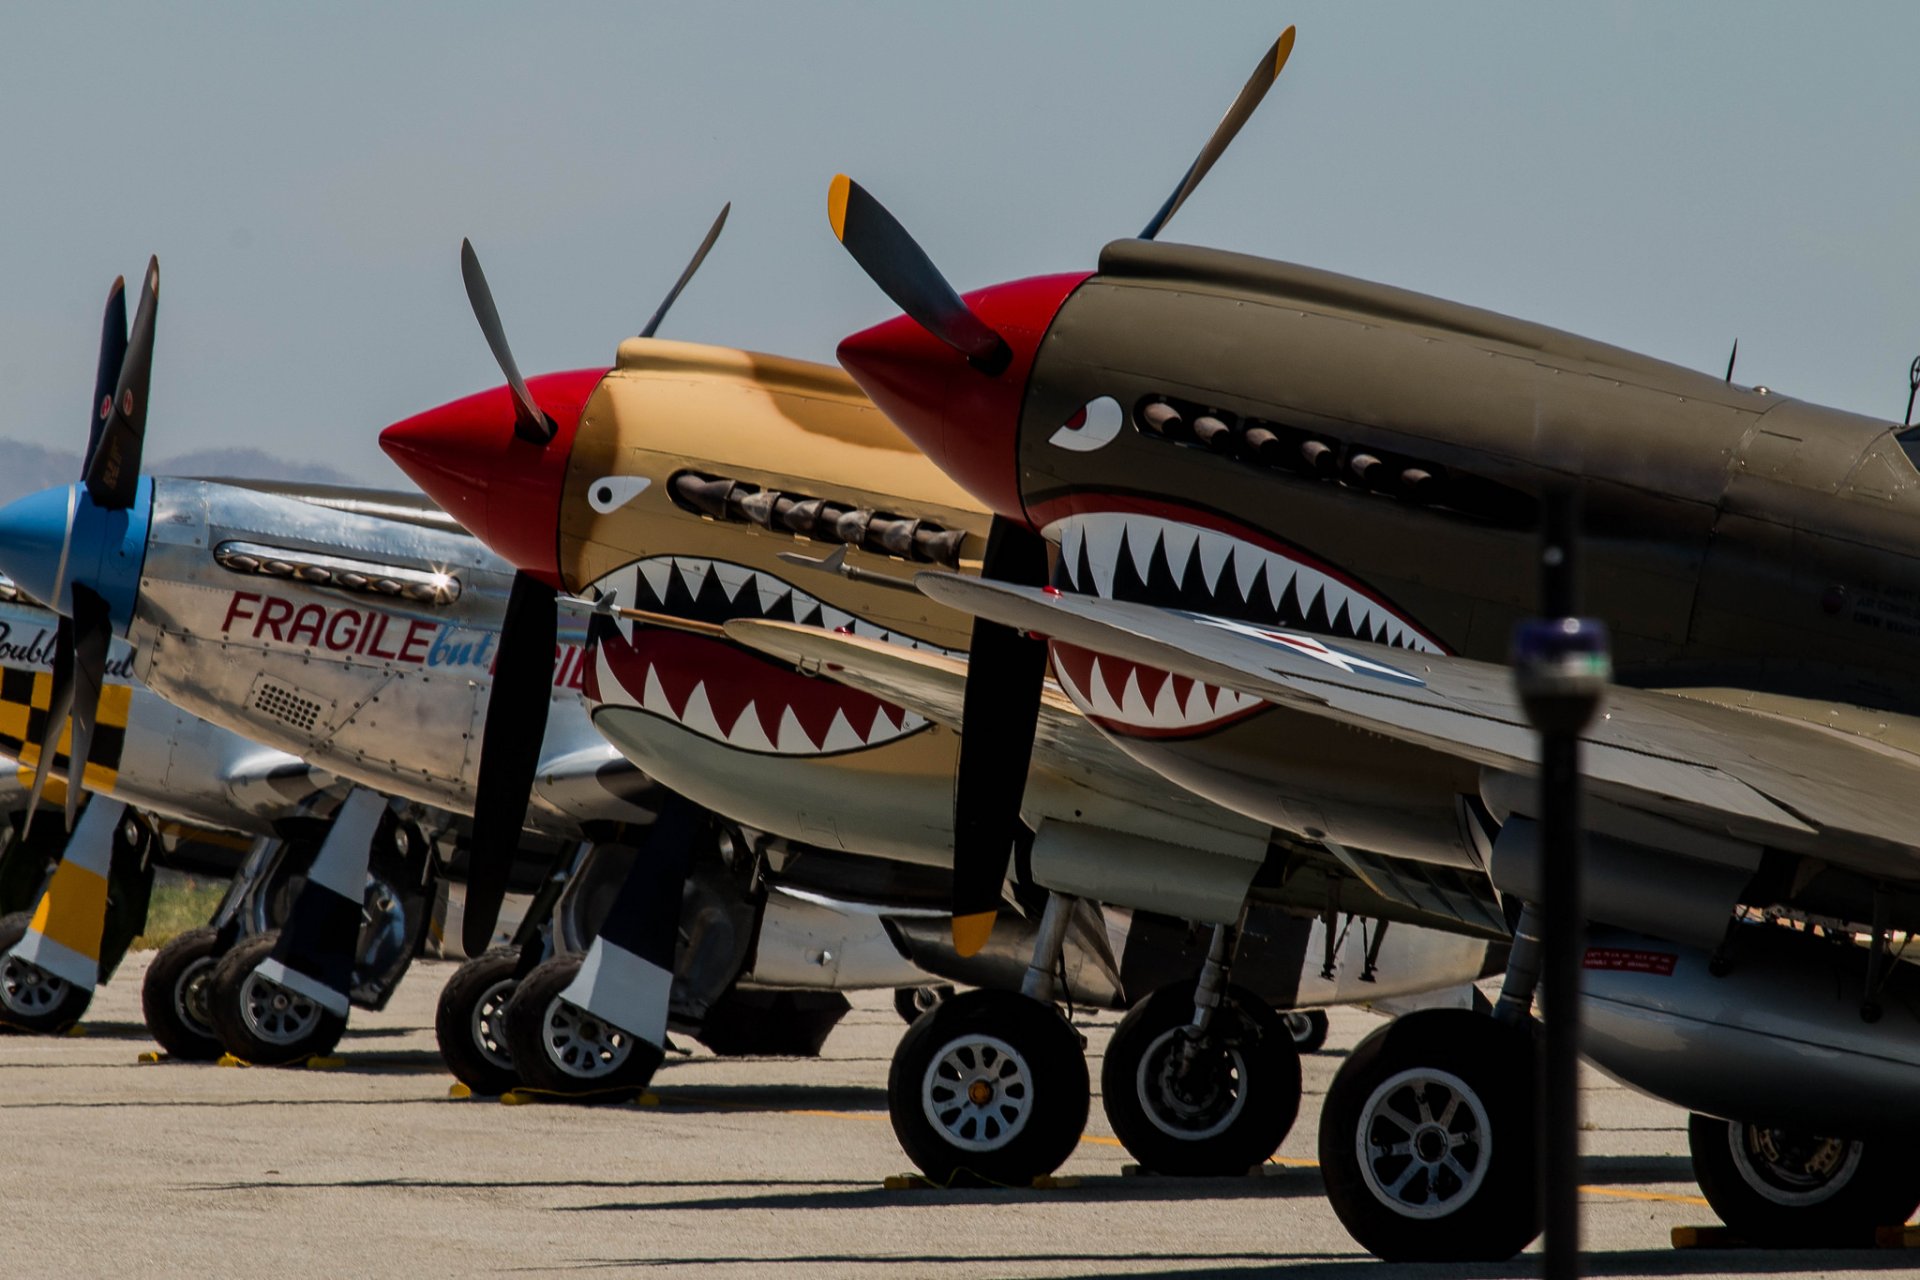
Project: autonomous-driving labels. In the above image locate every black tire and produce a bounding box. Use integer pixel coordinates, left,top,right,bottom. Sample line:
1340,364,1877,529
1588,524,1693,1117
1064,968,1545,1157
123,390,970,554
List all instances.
1102,982,1301,1176
140,926,227,1061
894,984,957,1024
889,988,1088,1186
502,954,661,1100
434,948,523,1095
206,930,347,1066
1688,1113,1920,1247
697,989,851,1057
0,910,93,1033
1319,1008,1539,1262
1283,1008,1330,1054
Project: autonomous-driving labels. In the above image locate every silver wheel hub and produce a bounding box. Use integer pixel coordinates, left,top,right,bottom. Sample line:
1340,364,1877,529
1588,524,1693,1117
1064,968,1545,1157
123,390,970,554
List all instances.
541,996,632,1079
0,952,69,1016
1356,1067,1492,1220
922,1033,1033,1152
1729,1124,1864,1207
238,968,323,1045
470,977,517,1071
173,956,217,1035
1137,1026,1248,1142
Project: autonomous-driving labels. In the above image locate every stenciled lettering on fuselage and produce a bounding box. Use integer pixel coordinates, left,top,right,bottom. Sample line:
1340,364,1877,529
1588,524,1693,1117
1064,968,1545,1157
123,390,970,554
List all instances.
218,589,588,688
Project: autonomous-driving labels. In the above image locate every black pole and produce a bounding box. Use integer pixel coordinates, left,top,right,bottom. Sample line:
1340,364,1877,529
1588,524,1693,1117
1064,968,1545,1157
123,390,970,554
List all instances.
1513,491,1609,1280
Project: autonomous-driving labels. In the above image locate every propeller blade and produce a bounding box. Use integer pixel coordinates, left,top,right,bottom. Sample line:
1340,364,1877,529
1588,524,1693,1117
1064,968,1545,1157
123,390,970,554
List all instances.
463,569,559,955
1139,26,1296,241
828,175,1011,373
949,517,1050,955
460,239,554,445
81,277,128,477
83,257,159,509
62,583,112,831
639,202,731,340
22,617,76,838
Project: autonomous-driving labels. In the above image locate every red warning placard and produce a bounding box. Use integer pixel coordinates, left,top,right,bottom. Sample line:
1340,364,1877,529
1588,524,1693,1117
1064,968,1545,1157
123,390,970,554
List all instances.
1583,948,1678,976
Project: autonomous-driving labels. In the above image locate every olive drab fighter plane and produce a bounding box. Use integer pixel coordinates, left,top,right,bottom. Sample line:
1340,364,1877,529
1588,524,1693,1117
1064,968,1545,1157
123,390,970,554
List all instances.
0,259,966,1096
379,205,1509,1186
823,24,1920,1260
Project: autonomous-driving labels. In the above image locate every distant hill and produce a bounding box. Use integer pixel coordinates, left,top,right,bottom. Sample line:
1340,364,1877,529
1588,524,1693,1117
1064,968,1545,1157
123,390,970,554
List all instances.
0,439,356,505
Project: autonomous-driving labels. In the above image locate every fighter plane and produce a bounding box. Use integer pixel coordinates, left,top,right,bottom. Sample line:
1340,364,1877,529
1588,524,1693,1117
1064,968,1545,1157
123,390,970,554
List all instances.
820,25,1920,1258
0,261,991,1094
378,210,1504,1184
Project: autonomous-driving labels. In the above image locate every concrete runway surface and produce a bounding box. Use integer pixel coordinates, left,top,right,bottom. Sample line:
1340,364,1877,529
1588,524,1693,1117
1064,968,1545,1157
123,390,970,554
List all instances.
3,957,1915,1279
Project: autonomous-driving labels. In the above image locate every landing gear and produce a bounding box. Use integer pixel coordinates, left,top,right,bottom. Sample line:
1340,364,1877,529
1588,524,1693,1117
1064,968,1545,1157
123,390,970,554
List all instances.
1319,1008,1539,1262
1102,981,1300,1175
0,911,92,1033
1282,1009,1329,1054
434,948,524,1096
139,926,226,1060
502,953,660,1098
1687,1113,1920,1247
894,984,956,1024
889,987,1088,1185
205,930,347,1066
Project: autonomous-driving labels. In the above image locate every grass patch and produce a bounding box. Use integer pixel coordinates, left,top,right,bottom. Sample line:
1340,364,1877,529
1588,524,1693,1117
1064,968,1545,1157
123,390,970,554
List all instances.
130,869,227,951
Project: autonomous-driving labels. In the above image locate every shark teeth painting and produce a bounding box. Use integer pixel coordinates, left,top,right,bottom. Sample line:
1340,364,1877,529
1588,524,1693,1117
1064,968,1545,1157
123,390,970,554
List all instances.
585,557,949,756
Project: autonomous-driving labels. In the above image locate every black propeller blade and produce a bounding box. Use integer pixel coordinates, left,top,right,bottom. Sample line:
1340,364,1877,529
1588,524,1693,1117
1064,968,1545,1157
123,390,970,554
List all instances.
23,616,76,837
640,203,731,340
949,517,1050,955
63,583,113,832
828,175,1011,373
83,257,158,510
460,240,554,446
463,569,559,956
1139,27,1296,241
82,277,128,475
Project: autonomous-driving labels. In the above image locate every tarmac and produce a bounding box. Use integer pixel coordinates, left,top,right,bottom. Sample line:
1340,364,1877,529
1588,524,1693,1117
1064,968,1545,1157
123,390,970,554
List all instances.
2,956,1914,1279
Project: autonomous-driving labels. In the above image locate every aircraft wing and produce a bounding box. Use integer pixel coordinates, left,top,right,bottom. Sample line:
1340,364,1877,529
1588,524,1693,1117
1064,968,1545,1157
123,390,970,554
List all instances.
914,574,1920,888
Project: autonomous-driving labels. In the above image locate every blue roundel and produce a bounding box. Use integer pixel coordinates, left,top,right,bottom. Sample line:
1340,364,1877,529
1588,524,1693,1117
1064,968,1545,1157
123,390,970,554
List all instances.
0,479,152,633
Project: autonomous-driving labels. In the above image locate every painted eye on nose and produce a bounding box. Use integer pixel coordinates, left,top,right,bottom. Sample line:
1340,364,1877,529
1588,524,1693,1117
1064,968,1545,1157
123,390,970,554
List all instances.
588,475,652,514
1048,396,1124,453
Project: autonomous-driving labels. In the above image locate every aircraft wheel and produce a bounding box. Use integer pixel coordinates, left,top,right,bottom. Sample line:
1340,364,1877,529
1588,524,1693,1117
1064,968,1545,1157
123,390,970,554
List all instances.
206,930,347,1066
894,984,957,1024
1688,1113,1920,1247
502,954,660,1100
434,948,522,1096
1319,1008,1539,1262
140,926,226,1060
1283,1008,1330,1054
0,911,92,1033
889,988,1087,1186
1102,982,1300,1175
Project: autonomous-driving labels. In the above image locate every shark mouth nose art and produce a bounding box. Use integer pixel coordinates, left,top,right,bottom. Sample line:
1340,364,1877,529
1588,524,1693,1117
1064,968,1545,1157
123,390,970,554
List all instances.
587,557,957,756
1037,506,1442,738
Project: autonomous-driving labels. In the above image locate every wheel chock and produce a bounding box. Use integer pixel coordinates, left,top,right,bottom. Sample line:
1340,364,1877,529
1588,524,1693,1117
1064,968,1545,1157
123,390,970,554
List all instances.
1675,1224,1919,1250
498,1085,655,1107
447,1082,474,1100
135,1051,166,1064
1876,1225,1920,1249
63,1024,87,1037
217,1053,250,1068
303,1055,346,1070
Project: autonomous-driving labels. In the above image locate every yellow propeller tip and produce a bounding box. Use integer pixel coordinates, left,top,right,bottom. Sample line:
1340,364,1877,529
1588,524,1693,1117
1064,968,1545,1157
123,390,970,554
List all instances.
828,174,852,242
1275,26,1297,73
951,911,995,958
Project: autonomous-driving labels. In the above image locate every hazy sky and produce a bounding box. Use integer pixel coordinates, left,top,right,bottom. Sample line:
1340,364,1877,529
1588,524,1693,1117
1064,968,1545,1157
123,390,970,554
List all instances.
3,3,1917,488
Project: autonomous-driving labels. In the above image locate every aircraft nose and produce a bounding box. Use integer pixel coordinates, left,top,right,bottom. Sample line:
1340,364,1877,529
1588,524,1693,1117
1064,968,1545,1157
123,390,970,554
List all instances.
836,272,1089,524
0,485,79,613
380,367,609,588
